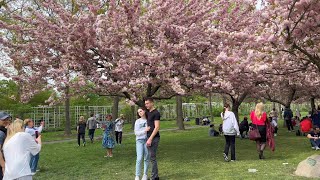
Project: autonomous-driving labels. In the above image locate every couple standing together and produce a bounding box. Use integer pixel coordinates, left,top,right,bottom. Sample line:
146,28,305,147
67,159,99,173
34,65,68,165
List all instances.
134,98,160,180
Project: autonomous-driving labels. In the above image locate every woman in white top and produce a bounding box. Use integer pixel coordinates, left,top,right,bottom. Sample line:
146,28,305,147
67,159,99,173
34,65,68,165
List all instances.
3,119,41,180
221,104,240,162
134,108,150,180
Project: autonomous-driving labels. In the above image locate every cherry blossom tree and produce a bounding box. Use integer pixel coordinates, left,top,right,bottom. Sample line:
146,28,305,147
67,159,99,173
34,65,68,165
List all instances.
0,0,99,135
86,0,219,109
259,0,319,71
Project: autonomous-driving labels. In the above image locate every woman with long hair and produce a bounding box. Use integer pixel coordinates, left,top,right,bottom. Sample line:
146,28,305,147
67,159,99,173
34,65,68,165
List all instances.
134,108,150,180
3,119,41,180
102,114,115,157
77,116,86,147
221,104,240,162
250,103,268,159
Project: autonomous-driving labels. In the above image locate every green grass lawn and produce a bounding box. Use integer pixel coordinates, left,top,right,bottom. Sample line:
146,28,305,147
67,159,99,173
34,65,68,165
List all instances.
35,125,319,180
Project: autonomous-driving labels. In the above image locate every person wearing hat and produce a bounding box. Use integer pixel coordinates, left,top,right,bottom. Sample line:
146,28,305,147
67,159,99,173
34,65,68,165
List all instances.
115,114,125,145
0,111,11,179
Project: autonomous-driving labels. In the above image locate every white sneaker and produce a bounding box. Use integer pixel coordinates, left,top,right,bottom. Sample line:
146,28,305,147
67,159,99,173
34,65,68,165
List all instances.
316,147,320,151
135,176,140,180
31,172,36,176
141,175,148,180
312,147,316,150
274,134,277,137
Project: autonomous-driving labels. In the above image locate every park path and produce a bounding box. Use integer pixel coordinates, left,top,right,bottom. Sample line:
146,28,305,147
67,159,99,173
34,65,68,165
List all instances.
43,125,206,145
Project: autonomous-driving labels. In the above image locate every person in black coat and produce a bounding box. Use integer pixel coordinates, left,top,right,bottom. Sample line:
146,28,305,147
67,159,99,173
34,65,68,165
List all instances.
239,117,249,139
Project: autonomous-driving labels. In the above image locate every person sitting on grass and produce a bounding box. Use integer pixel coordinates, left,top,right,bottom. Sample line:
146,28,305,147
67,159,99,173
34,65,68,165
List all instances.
270,117,278,137
209,124,219,137
218,124,223,135
300,116,313,136
307,125,320,150
239,117,249,139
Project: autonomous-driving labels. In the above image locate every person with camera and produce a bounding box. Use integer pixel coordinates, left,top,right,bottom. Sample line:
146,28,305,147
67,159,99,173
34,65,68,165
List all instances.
24,119,44,175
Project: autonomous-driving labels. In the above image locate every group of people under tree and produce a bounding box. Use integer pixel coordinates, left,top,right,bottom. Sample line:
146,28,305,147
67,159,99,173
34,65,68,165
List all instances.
0,97,162,180
220,102,320,162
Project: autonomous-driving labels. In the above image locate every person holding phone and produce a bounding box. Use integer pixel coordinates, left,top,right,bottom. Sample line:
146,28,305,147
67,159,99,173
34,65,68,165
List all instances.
24,119,44,175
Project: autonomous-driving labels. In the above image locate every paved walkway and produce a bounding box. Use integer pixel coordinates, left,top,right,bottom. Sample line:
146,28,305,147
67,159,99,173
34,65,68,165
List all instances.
43,125,206,144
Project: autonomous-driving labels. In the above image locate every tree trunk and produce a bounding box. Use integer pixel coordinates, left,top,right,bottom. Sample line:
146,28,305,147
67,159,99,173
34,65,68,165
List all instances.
222,95,227,105
131,105,136,130
135,99,145,108
112,96,120,120
208,93,214,122
231,102,240,123
176,95,185,130
278,103,282,119
311,97,316,110
64,86,72,136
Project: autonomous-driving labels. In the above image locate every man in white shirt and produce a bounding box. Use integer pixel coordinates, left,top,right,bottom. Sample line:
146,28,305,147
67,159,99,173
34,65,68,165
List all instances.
115,114,125,145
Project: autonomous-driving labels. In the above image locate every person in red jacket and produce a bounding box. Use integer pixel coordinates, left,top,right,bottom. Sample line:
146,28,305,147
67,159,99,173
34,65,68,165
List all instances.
250,103,268,159
300,117,313,134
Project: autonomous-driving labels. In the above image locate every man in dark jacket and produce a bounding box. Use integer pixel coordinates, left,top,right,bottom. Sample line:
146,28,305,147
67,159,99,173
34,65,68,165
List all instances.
0,112,11,179
239,117,249,139
283,107,294,132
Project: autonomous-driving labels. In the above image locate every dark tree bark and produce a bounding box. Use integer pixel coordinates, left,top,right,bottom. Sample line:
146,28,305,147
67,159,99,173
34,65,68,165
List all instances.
208,93,214,121
64,86,72,136
311,97,316,111
131,105,136,130
112,96,120,120
176,95,185,130
231,101,240,123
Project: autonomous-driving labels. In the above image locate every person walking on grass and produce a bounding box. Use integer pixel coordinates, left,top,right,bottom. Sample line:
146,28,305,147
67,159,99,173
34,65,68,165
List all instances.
0,112,11,180
24,119,44,175
250,103,275,159
87,114,98,143
284,106,294,132
134,108,150,180
77,116,86,147
3,119,41,180
115,114,125,145
102,114,115,158
221,104,240,162
145,97,160,180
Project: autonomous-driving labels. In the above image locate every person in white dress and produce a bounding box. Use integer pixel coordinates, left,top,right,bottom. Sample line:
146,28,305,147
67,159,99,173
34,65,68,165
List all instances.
3,119,41,180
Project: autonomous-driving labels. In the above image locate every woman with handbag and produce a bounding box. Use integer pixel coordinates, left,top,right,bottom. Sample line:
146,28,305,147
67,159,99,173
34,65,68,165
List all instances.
221,104,240,162
250,103,268,159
